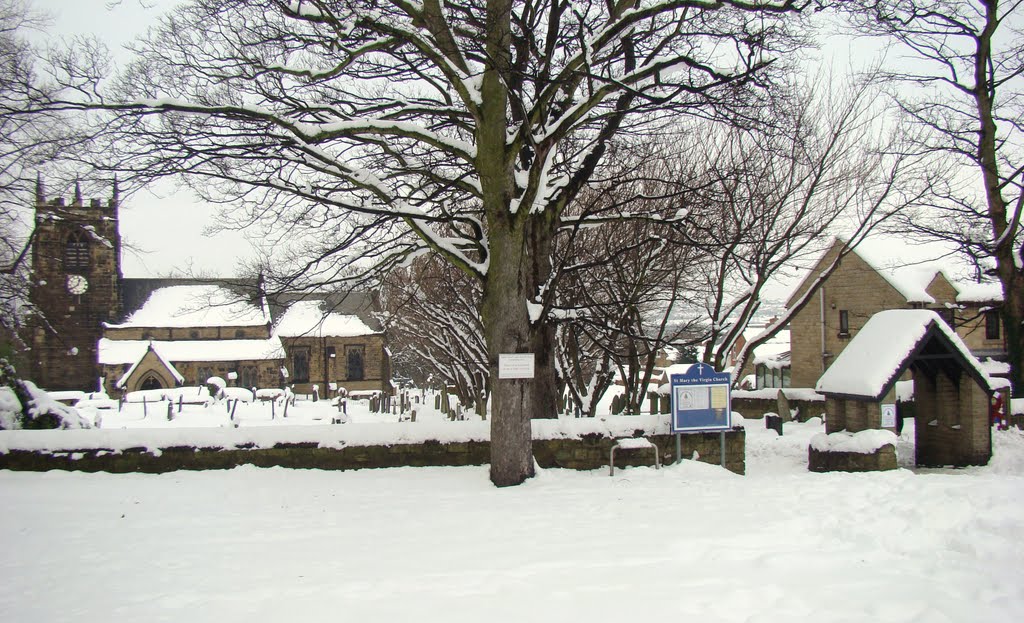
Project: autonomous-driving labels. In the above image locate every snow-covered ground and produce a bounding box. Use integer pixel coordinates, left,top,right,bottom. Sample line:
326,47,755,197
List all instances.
2,414,1023,622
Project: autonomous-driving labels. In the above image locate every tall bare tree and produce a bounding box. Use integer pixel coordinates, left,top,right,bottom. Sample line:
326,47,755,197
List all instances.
848,0,1024,397
380,253,489,414
663,76,931,379
52,0,809,485
0,0,48,348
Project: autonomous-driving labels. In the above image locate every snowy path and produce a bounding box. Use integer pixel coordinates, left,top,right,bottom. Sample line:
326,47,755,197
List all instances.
2,421,1023,622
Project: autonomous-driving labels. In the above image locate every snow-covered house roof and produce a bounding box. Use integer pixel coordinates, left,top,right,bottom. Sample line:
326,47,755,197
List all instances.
815,310,993,401
99,337,286,365
740,325,790,366
786,239,1004,308
273,300,380,338
105,285,271,329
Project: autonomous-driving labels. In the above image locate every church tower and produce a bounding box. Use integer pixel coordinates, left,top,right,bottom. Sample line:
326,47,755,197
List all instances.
28,179,122,391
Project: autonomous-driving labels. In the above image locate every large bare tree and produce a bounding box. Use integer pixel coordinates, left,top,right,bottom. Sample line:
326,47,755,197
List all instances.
0,0,49,348
848,0,1024,397
380,253,489,414
53,0,808,485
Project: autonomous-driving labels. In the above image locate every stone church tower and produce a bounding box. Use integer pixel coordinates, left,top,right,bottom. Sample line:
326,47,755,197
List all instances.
28,179,122,391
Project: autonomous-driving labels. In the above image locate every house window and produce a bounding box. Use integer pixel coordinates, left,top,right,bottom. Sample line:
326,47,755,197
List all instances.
986,310,1001,340
346,345,365,381
838,310,850,336
235,329,247,338
64,231,90,272
292,347,310,383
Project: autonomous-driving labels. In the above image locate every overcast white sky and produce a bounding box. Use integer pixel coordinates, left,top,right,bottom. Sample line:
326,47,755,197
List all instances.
31,0,251,279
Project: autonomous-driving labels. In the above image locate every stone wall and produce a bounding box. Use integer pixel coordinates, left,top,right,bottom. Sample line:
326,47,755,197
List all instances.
914,367,991,467
0,429,745,475
808,444,897,472
103,325,272,341
731,392,826,422
101,358,284,395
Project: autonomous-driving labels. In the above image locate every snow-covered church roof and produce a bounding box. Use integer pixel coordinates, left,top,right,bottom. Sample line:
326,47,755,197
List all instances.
98,337,286,365
815,310,993,400
273,300,380,338
106,285,271,329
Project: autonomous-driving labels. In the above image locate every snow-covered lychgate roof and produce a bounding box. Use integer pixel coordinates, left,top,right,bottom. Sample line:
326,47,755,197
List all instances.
99,337,286,365
273,300,380,338
105,285,271,329
815,310,993,401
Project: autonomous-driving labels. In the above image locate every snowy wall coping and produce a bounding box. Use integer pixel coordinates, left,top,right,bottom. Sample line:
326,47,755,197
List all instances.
810,429,898,455
732,388,825,402
0,414,745,455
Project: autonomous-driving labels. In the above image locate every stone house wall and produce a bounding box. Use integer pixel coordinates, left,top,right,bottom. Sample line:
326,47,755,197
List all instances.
788,246,907,388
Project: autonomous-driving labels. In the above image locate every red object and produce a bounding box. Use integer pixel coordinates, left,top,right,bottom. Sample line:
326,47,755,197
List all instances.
991,394,1008,430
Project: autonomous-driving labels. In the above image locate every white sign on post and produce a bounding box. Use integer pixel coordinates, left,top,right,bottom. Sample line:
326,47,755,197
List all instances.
498,353,535,379
880,403,897,429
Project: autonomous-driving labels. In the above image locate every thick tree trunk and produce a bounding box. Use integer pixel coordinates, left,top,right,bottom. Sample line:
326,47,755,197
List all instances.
997,270,1023,398
974,1,1023,397
482,221,537,487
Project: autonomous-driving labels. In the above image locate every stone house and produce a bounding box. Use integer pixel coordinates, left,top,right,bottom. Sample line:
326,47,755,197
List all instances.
786,239,1007,389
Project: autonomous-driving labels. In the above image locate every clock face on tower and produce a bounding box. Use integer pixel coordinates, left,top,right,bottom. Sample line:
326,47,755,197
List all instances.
66,274,89,295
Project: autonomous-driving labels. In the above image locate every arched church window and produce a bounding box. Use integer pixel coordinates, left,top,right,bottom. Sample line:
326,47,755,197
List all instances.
346,345,365,381
64,230,90,272
139,374,164,391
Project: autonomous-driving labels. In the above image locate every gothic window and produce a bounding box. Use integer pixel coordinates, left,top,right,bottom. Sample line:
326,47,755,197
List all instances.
197,366,214,384
986,310,1001,340
240,365,259,389
64,230,90,272
139,374,164,391
346,345,365,381
292,347,310,383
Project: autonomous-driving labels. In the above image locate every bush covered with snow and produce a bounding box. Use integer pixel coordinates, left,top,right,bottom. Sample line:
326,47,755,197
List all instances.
0,359,90,430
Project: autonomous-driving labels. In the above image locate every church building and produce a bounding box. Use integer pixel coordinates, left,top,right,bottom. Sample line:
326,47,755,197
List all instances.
27,181,390,397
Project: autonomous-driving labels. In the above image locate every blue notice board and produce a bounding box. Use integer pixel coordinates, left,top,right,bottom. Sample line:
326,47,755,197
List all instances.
670,363,732,433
